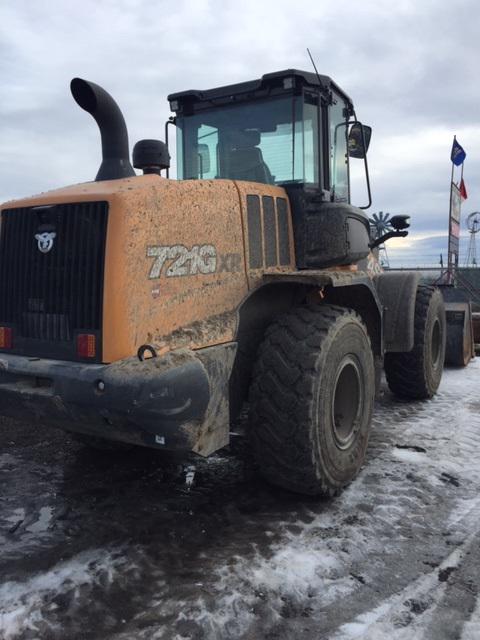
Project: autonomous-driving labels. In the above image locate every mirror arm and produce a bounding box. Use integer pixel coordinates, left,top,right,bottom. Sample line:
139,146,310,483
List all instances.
359,149,372,210
353,112,372,210
370,230,408,250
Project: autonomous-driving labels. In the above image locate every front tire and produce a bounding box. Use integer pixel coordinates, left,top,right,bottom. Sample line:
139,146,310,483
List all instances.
249,305,375,496
385,285,446,399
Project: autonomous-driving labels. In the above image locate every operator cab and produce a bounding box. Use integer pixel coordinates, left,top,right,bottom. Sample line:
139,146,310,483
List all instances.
168,70,373,269
168,69,371,207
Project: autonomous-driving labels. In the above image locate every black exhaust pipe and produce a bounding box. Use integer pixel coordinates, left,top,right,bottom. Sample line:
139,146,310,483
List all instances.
70,77,135,182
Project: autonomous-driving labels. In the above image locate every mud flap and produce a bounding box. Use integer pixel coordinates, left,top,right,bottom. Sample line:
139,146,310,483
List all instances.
440,286,475,366
444,304,474,366
194,343,237,456
473,312,480,355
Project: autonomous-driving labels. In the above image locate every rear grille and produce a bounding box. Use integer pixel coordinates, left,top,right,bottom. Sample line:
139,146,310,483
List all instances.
0,201,108,360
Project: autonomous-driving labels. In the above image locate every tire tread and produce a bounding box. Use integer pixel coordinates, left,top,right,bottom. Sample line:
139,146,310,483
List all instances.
249,304,371,496
384,285,444,399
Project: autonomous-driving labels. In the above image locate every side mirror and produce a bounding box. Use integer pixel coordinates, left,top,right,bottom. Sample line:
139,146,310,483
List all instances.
390,215,410,231
197,143,211,176
348,123,372,159
369,213,410,249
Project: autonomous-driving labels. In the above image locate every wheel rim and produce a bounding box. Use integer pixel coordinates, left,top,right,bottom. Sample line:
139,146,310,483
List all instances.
431,318,442,368
332,356,363,450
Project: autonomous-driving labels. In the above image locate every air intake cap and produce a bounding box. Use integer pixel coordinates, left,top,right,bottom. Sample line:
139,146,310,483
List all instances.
133,139,170,175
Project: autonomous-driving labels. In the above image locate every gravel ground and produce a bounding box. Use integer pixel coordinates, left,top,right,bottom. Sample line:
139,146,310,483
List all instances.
1,361,480,640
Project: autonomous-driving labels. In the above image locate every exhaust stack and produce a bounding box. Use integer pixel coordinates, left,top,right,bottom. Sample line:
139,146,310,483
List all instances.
70,77,135,181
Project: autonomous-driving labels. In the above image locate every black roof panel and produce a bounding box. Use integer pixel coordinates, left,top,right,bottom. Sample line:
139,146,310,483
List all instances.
167,68,352,108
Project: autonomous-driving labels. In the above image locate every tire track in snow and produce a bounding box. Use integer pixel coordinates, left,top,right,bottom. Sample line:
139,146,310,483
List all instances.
330,525,480,640
330,491,480,640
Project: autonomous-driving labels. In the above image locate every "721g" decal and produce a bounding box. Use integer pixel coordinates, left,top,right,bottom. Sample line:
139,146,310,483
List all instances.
147,244,217,279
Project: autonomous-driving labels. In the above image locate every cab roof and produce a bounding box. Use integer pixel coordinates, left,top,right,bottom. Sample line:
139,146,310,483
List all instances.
168,69,353,114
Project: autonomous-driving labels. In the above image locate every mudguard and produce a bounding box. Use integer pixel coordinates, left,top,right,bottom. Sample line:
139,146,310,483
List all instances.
439,285,475,366
374,271,420,352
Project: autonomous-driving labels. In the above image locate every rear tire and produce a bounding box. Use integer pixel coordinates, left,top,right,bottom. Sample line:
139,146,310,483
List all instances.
385,285,446,399
249,305,375,496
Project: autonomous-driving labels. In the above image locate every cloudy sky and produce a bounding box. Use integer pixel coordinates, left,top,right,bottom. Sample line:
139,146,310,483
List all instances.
1,0,479,267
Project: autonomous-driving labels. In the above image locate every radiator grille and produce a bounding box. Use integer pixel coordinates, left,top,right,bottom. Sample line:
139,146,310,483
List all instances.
0,201,108,358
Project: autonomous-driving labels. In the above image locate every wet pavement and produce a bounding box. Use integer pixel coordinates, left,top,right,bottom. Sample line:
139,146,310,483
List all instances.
1,362,480,639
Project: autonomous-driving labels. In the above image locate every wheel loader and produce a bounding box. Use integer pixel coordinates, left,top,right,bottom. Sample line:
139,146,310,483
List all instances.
0,70,448,495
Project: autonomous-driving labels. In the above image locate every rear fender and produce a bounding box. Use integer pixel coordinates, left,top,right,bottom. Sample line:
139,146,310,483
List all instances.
261,271,383,355
374,271,420,352
323,282,383,357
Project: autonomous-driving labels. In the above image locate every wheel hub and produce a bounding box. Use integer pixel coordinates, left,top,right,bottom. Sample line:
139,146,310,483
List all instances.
332,356,363,450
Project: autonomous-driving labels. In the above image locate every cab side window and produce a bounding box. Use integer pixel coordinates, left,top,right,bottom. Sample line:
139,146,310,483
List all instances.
329,93,349,202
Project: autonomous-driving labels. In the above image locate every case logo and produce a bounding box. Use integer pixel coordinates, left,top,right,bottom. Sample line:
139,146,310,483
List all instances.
35,231,56,254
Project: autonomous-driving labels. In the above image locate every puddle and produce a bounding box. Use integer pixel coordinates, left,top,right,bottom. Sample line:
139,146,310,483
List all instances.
26,506,54,533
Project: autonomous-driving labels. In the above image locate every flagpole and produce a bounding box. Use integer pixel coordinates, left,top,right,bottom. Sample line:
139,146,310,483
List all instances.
458,159,465,282
447,149,454,284
451,135,456,184
445,135,466,285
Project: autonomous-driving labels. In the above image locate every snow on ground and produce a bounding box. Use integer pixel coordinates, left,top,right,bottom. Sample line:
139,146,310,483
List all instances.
0,549,130,640
149,362,480,639
1,361,480,639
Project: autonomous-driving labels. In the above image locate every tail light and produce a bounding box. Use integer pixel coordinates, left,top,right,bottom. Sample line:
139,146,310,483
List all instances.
77,334,96,358
0,327,13,349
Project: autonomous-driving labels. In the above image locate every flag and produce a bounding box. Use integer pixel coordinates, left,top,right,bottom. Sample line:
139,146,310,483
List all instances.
459,178,468,200
451,137,466,166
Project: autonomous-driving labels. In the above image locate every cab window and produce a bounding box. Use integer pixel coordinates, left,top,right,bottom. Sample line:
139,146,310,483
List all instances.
176,97,319,186
330,93,349,202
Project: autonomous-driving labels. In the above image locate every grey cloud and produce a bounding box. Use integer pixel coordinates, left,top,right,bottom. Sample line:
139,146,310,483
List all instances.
1,0,479,266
